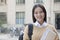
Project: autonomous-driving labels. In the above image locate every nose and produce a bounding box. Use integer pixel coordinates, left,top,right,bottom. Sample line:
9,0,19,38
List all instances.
37,12,41,16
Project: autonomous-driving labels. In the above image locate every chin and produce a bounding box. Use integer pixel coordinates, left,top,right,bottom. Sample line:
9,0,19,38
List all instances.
38,20,42,22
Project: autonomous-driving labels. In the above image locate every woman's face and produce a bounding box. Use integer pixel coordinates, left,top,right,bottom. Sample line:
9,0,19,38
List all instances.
34,7,45,23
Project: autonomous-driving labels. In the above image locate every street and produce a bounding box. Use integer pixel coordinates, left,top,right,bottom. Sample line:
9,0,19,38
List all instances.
0,34,18,40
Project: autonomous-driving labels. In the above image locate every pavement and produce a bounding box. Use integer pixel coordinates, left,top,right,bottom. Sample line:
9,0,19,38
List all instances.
0,34,19,40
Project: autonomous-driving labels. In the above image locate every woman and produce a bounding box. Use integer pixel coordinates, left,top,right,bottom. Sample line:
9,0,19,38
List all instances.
23,4,59,40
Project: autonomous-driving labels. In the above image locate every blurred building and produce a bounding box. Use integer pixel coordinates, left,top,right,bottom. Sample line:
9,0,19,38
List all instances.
0,0,60,29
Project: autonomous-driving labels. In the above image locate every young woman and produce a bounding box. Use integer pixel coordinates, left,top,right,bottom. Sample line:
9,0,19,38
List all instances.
23,4,59,40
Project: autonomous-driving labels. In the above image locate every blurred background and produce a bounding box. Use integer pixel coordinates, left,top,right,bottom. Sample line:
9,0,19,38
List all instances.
0,0,60,40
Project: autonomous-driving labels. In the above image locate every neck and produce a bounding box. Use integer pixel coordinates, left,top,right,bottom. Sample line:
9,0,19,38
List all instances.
38,20,44,25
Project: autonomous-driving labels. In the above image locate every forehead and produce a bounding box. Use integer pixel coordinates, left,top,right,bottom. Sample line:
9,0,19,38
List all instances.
34,7,43,11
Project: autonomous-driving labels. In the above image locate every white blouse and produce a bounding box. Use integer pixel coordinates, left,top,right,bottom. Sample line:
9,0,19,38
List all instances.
33,21,47,28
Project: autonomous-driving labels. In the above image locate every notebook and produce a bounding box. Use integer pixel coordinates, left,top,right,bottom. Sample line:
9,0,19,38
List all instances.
41,28,56,40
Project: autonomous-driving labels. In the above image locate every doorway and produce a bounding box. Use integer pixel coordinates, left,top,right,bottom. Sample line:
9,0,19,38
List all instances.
55,13,60,29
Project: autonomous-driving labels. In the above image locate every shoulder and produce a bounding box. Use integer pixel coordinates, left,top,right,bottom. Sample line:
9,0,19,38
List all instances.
24,25,28,32
24,24,34,30
46,24,56,31
47,24,55,28
47,24,54,27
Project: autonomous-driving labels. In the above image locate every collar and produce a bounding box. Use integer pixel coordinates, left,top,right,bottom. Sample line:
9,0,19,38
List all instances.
34,21,47,28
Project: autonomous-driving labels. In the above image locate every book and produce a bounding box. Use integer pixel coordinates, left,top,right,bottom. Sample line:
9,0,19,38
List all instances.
41,29,56,40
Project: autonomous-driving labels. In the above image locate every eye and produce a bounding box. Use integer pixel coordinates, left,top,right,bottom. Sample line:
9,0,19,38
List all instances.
34,12,38,14
39,11,43,13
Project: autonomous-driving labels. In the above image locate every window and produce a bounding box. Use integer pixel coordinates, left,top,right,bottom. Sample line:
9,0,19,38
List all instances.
54,0,60,2
0,12,7,24
16,12,25,24
34,0,43,3
0,0,6,5
55,13,60,29
16,0,25,5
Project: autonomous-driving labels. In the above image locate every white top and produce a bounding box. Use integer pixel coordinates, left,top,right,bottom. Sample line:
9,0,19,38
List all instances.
33,21,47,28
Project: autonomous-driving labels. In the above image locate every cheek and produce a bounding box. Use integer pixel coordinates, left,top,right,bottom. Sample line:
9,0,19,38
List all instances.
42,13,45,18
34,14,37,19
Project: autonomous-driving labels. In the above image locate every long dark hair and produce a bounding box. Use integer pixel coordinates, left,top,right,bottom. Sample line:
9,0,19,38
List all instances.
32,4,47,23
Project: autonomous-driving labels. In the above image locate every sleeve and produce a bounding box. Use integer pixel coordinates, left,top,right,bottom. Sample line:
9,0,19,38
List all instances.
23,25,29,40
51,26,59,40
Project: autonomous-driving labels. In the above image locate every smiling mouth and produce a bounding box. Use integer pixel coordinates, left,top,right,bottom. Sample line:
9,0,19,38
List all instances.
39,17,42,19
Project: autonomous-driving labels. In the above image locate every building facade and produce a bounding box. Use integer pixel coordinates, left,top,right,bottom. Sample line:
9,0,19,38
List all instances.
0,0,60,29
